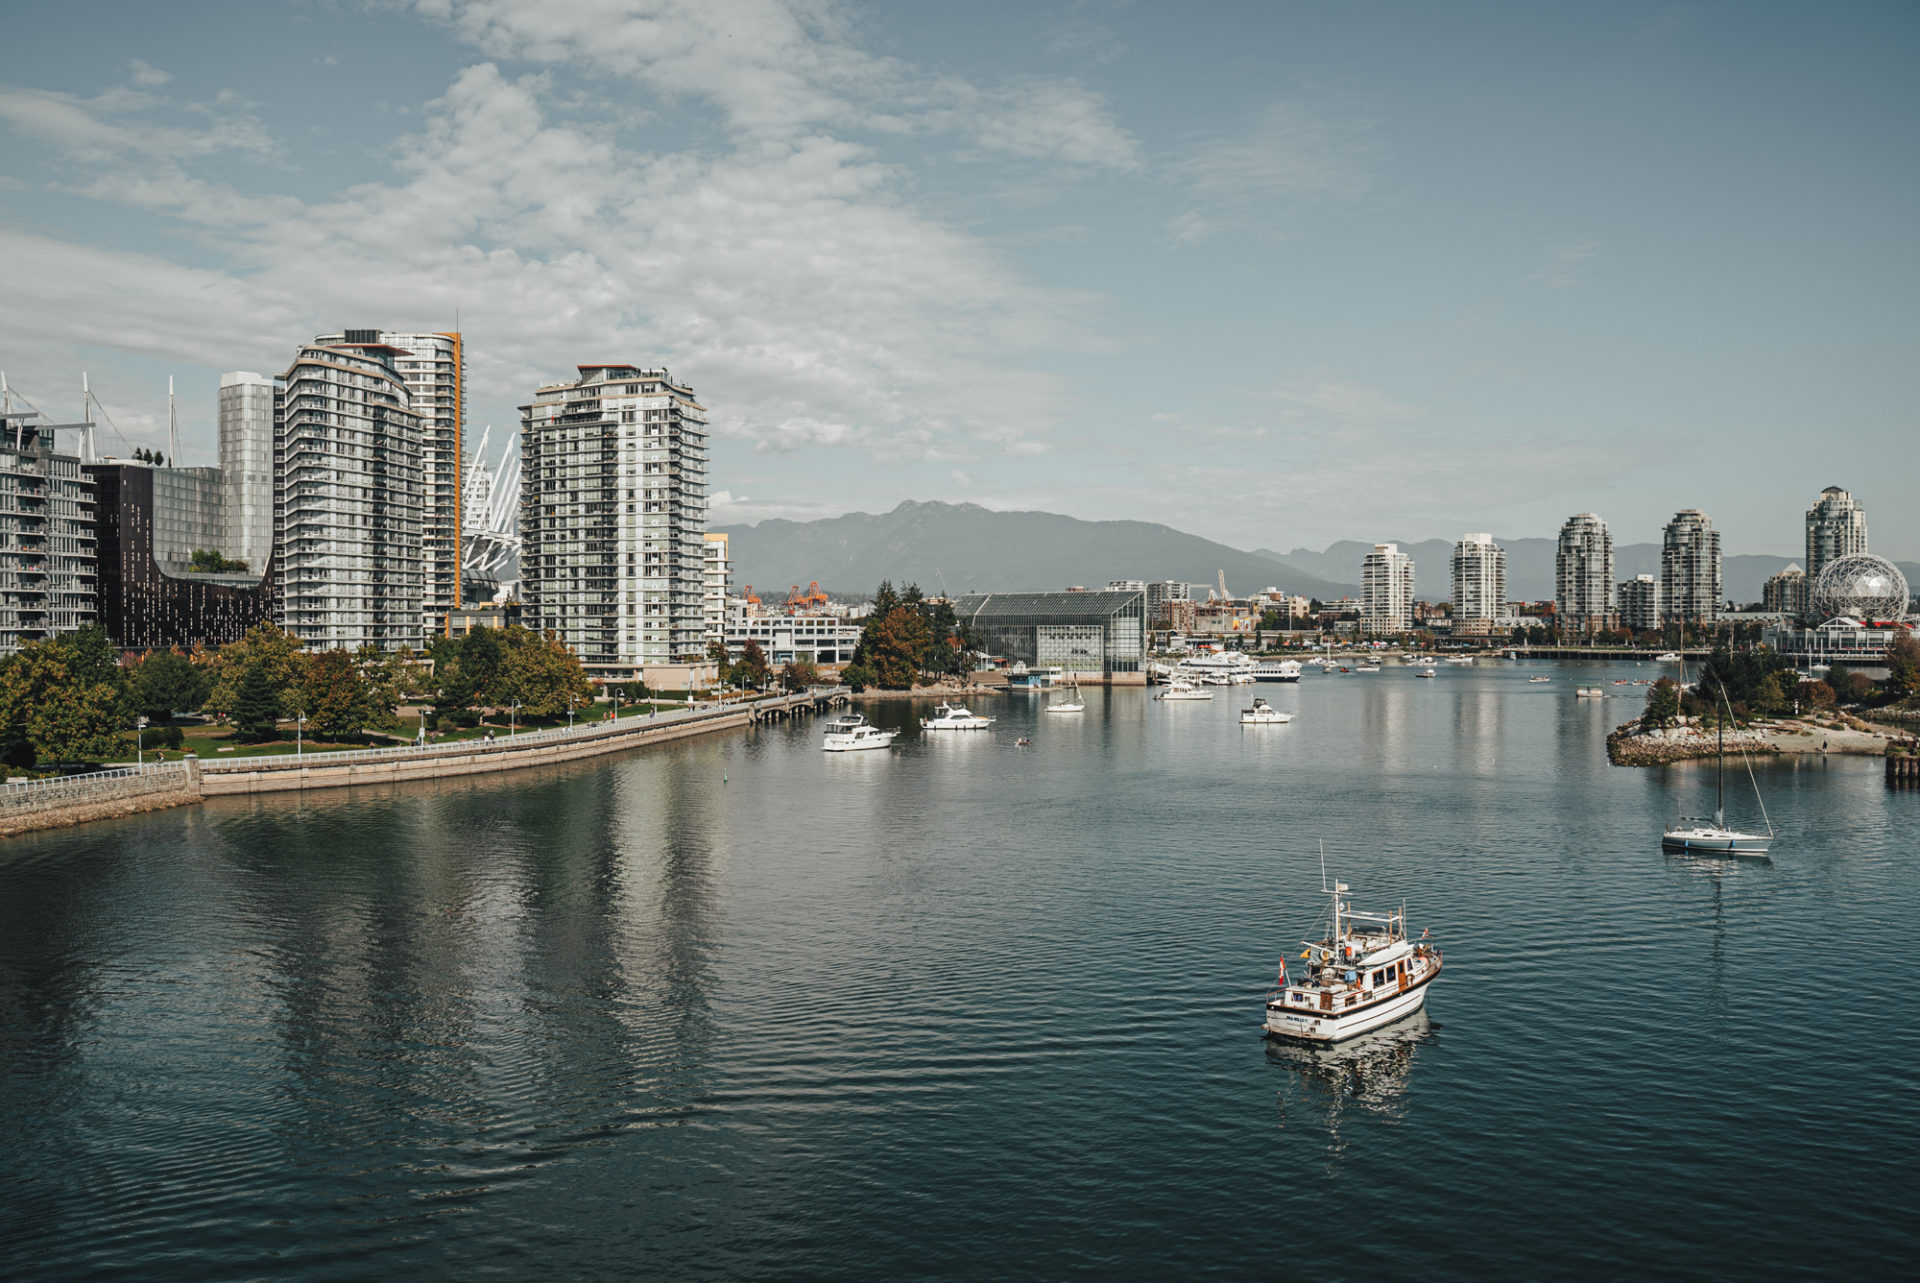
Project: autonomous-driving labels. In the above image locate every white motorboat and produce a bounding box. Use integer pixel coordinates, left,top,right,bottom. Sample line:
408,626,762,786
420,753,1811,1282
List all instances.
1264,879,1443,1044
1417,668,1436,678
920,702,995,730
1445,655,1475,665
1662,684,1775,855
1528,676,1551,683
1252,659,1303,682
1355,663,1381,673
1655,652,1682,662
1045,676,1086,714
1575,686,1605,698
1155,678,1213,701
1241,697,1293,725
823,724,898,752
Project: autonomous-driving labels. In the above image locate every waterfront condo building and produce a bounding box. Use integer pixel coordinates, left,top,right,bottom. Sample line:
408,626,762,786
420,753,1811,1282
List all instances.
520,365,709,676
1450,533,1506,623
1145,580,1191,624
1661,509,1722,626
317,331,464,635
1555,513,1616,634
1361,543,1415,635
274,336,425,650
1804,486,1868,584
703,531,731,645
0,402,96,654
1764,564,1808,618
218,371,275,573
1618,574,1663,633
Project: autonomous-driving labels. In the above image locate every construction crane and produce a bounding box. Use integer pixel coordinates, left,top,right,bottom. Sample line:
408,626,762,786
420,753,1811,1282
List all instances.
782,581,830,614
742,584,762,608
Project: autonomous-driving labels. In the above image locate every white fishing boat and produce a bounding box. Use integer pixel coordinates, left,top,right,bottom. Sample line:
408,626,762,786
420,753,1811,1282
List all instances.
1252,659,1303,682
823,724,898,752
1241,697,1293,725
1155,678,1213,701
1045,675,1086,714
1655,652,1682,662
1264,878,1443,1044
1662,685,1775,855
920,702,995,730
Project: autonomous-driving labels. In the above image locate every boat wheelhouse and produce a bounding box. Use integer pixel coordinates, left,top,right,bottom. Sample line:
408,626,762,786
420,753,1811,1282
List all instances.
1264,882,1442,1044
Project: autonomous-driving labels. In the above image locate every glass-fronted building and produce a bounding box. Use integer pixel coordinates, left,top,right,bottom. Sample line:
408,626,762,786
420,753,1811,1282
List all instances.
954,589,1145,676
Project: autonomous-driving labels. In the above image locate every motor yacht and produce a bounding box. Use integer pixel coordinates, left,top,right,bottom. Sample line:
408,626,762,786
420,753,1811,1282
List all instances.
1155,678,1213,701
920,702,995,730
1264,880,1442,1043
1241,697,1293,725
823,724,898,752
1655,652,1682,662
1252,659,1303,682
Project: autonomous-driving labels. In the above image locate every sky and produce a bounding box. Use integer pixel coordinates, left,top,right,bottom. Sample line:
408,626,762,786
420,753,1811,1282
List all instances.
1,0,1915,561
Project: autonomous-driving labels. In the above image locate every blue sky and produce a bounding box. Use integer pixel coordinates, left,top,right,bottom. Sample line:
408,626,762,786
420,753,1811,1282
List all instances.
2,0,1915,560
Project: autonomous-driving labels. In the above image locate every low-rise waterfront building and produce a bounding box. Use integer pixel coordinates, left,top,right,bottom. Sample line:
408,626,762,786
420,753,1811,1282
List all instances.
954,589,1146,676
723,602,863,665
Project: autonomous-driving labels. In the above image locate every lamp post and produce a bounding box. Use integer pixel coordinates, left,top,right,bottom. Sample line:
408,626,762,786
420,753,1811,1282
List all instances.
136,716,148,765
510,701,519,736
418,703,431,747
296,714,306,758
567,698,576,733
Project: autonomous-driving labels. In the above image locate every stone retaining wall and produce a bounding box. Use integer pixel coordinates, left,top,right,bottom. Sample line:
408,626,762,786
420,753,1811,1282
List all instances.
0,762,201,838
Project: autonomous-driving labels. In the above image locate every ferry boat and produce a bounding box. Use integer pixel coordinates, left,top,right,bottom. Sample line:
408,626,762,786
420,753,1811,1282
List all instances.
920,702,995,730
1252,659,1303,683
1177,652,1257,684
1004,663,1064,692
1241,697,1293,725
1264,881,1442,1043
1155,678,1213,701
823,724,898,752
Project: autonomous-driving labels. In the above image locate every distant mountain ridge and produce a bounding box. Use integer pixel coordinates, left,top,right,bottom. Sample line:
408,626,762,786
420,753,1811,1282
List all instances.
713,501,1357,599
1258,540,1920,605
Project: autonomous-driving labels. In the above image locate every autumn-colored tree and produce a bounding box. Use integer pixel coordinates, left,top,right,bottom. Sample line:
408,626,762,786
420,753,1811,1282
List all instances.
208,623,306,719
779,659,818,691
1886,629,1920,701
738,640,771,690
299,650,379,738
868,607,933,689
498,626,594,716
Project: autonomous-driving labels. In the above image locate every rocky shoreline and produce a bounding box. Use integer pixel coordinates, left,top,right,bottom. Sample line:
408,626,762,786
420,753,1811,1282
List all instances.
1608,715,1894,766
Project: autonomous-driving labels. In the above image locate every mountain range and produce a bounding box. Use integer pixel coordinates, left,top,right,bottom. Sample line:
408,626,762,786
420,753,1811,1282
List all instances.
716,501,1917,607
713,501,1356,600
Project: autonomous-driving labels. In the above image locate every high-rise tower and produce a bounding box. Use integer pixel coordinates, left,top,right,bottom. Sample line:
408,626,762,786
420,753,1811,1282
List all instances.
1450,533,1506,623
520,364,709,673
218,371,274,572
1361,542,1414,635
274,335,425,650
1556,513,1615,634
1661,509,1721,626
1804,486,1868,584
316,330,464,635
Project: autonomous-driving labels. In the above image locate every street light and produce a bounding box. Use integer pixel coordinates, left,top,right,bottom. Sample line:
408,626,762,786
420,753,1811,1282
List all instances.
296,714,306,757
136,716,148,765
418,702,431,747
510,700,520,736
567,698,576,732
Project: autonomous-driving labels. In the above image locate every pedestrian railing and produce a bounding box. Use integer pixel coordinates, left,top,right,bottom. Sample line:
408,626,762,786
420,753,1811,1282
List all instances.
1,760,191,799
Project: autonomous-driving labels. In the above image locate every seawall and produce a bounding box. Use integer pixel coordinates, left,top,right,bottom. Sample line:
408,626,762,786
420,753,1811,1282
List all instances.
0,762,201,838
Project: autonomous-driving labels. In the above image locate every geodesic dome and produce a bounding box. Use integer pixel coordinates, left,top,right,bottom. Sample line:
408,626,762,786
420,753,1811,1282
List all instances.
1811,553,1909,622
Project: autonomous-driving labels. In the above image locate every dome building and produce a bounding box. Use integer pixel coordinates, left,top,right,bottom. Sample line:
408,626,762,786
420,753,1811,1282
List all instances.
1766,553,1911,678
1810,553,1908,623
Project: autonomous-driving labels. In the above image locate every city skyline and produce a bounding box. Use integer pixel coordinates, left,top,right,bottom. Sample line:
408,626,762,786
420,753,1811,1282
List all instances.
2,2,1916,560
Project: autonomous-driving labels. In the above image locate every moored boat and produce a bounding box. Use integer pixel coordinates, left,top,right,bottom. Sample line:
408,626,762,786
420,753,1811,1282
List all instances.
1264,880,1442,1044
1241,697,1293,725
920,702,995,730
823,724,898,752
1252,659,1303,682
1155,677,1212,701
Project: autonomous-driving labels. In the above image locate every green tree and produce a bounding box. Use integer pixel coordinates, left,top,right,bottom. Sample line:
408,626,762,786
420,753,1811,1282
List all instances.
131,649,210,721
435,627,506,710
778,659,818,691
867,607,932,689
1642,677,1681,730
300,650,377,738
208,623,306,719
229,663,282,742
0,638,128,764
840,662,875,693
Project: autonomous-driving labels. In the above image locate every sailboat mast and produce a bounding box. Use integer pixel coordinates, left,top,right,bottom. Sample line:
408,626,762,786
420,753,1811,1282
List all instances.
1716,684,1726,829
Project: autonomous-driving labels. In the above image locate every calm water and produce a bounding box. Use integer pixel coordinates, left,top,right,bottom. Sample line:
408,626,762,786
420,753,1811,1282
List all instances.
2,661,1915,1279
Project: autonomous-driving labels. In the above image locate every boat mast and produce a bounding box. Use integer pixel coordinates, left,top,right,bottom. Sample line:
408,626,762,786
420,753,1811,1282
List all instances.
1715,681,1726,830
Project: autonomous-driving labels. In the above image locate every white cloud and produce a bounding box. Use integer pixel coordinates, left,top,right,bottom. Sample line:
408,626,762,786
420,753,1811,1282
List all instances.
0,4,1134,468
127,60,172,88
1539,236,1601,289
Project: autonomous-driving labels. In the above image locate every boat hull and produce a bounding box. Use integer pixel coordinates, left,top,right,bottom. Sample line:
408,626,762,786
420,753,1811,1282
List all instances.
1264,979,1433,1044
823,739,893,752
1661,832,1772,854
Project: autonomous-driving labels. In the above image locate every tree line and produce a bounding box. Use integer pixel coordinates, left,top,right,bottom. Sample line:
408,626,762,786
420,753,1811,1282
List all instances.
1640,633,1920,729
0,621,596,768
839,581,974,691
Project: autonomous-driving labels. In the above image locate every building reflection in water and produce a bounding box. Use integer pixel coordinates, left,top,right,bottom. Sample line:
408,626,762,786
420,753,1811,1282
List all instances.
1269,1010,1436,1161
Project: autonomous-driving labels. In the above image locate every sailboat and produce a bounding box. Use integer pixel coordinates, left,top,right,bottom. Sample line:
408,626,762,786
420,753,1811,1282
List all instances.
1662,682,1775,855
1045,674,1086,714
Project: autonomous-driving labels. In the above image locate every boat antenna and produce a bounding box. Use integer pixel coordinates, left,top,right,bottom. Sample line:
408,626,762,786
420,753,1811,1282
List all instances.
1318,839,1328,894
